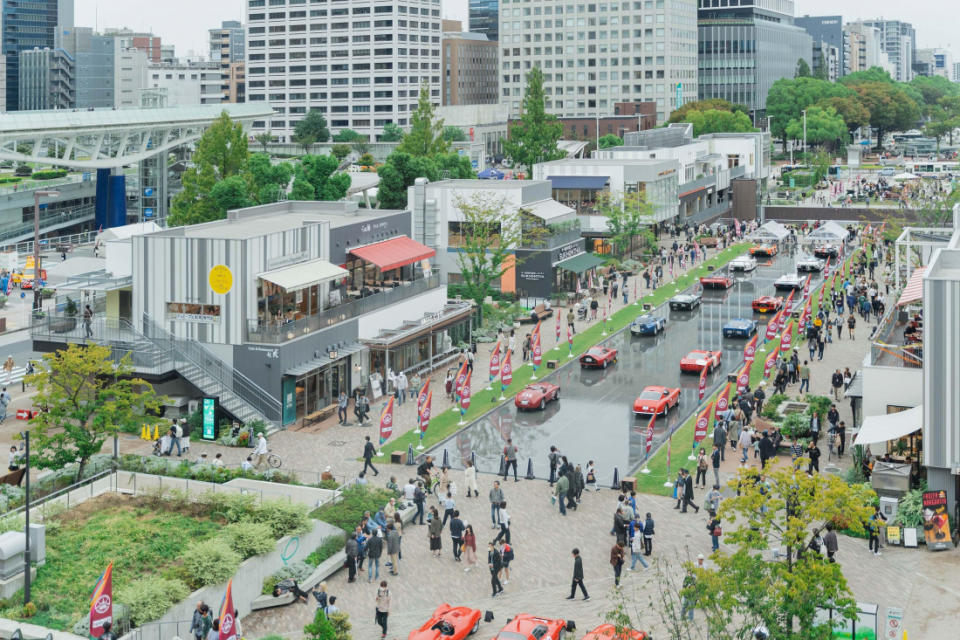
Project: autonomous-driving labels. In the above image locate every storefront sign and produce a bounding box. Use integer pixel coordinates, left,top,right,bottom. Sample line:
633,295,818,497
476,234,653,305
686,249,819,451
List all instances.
209,264,233,295
922,490,951,550
886,526,901,546
266,251,308,270
201,398,218,440
553,242,584,265
248,345,280,359
167,302,222,324
518,270,546,281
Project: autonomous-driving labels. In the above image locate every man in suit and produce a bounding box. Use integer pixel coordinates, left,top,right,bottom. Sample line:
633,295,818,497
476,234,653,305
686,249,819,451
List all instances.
567,548,589,600
681,469,699,514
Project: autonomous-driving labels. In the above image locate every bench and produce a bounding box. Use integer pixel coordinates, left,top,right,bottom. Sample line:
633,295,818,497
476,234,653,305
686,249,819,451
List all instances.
0,468,25,487
517,303,554,324
301,404,337,429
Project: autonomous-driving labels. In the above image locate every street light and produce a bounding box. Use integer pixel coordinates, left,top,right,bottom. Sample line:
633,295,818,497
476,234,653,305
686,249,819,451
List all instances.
20,430,30,606
802,109,808,161
32,190,60,313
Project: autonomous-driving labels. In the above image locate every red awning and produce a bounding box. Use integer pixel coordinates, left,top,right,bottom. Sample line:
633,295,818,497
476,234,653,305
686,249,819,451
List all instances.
896,266,927,307
348,235,436,271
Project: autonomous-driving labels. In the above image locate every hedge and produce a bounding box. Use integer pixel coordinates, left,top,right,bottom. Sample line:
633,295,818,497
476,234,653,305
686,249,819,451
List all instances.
31,169,68,180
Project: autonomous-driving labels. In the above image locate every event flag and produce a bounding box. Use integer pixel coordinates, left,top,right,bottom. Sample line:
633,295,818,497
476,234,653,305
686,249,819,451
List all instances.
803,274,811,298
453,360,469,401
734,216,741,237
781,320,795,352
764,344,780,378
419,391,432,433
736,362,751,394
89,562,114,639
489,342,501,380
567,323,574,356
694,401,713,445
459,368,472,412
378,396,395,445
698,364,707,401
416,376,430,413
781,291,795,329
764,311,780,342
501,348,513,388
744,334,758,363
555,308,561,340
218,579,238,640
532,329,543,367
716,382,732,413
645,413,655,455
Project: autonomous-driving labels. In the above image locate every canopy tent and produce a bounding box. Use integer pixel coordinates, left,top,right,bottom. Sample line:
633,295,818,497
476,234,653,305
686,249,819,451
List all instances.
896,266,927,307
805,221,848,243
258,258,347,291
522,199,577,223
748,220,790,242
555,252,606,273
853,405,923,447
893,172,920,181
348,235,436,271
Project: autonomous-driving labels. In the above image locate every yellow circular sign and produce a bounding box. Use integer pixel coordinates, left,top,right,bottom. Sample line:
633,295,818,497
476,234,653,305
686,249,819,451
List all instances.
209,264,233,295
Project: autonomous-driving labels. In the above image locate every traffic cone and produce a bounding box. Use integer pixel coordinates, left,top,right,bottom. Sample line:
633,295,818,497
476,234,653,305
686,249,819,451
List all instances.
610,467,621,490
442,448,450,469
152,424,160,440
524,458,535,480
498,455,506,476
406,444,415,466
140,425,148,440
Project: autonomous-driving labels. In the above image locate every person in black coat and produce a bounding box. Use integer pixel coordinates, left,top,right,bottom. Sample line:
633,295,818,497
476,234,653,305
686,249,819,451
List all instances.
567,548,589,600
758,431,776,469
806,440,821,473
488,543,504,597
681,469,699,513
643,513,655,555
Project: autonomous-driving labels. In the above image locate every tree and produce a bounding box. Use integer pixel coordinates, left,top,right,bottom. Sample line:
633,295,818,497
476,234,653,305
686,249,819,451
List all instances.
304,608,336,640
246,153,293,204
813,53,829,81
795,58,811,78
352,138,371,156
380,122,405,142
853,82,922,150
296,134,317,155
766,77,855,151
453,193,523,306
254,131,274,153
26,344,165,482
169,111,249,226
290,168,317,201
330,144,351,162
358,153,375,167
817,96,870,138
397,83,449,157
598,134,623,149
300,154,351,201
210,175,254,211
294,110,330,144
785,106,847,151
685,109,756,137
690,464,876,640
442,126,468,143
909,75,960,115
376,151,474,209
333,128,364,143
669,99,748,124
502,67,565,176
839,66,893,87
924,107,952,151
594,191,655,257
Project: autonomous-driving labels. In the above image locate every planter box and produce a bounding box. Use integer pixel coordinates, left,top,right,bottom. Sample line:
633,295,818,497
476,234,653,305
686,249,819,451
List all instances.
50,317,77,334
250,551,347,611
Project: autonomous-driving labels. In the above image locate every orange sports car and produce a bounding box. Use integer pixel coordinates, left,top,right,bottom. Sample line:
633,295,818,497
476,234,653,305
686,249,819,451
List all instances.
408,604,482,640
749,244,778,257
680,349,722,374
633,385,681,416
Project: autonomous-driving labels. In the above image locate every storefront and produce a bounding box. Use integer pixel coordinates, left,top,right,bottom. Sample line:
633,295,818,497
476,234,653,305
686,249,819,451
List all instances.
547,175,610,214
255,258,349,331
514,238,606,302
344,235,436,296
283,342,366,421
554,251,608,293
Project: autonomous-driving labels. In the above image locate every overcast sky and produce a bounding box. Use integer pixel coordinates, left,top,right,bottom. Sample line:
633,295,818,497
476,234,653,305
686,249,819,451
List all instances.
74,0,954,62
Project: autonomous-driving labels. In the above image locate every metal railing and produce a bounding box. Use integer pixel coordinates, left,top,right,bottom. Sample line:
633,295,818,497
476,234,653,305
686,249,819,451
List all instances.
518,226,582,250
1,228,99,254
4,468,116,519
869,307,922,368
0,204,96,245
246,273,441,343
0,173,85,196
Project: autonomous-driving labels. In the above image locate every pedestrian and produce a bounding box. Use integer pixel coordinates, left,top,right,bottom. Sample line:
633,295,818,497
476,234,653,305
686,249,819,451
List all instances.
707,512,721,552
489,480,503,529
83,306,93,337
706,484,721,513
710,444,721,487
823,522,839,562
798,360,810,394
165,421,182,456
441,491,455,527
680,569,697,621
366,528,383,582
355,526,367,571
522,332,531,362
498,539,514,583
375,581,390,639
464,460,478,497
629,519,649,570
337,391,348,425
362,435,379,477
463,524,477,571
831,369,844,401
836,420,847,457
738,424,752,463
555,471,569,516
502,438,519,482
585,460,599,491
817,334,825,360
548,446,560,486
847,313,856,339
386,523,400,575
758,430,775,469
712,421,726,462
254,431,269,469
494,501,511,544
488,542,504,597
449,510,464,561
566,548,589,600
643,512,655,555
207,618,219,640
417,455,434,491
345,533,359,582
567,308,576,335
682,469,699,514
427,506,442,557
396,371,407,406
807,440,821,473
695,448,708,488
610,541,625,587
190,601,206,640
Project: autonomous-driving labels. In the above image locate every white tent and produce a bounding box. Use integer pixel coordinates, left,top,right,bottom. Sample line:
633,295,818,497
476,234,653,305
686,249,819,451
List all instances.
853,405,923,446
805,221,848,243
749,220,790,242
893,172,920,181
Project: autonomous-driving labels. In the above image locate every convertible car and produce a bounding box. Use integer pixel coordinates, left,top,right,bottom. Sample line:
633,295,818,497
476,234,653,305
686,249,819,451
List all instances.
723,318,758,338
630,314,666,336
669,293,702,311
579,346,618,369
752,296,784,314
813,244,839,258
581,624,649,640
514,382,560,410
796,256,825,272
699,273,734,289
729,255,758,272
680,349,722,374
750,244,778,257
774,273,805,290
408,604,482,640
493,615,575,640
633,385,681,416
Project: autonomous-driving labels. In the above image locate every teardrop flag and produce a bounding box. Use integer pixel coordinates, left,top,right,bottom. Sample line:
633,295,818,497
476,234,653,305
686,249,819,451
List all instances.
419,391,432,433
781,320,795,351
532,330,542,367
379,396,395,445
764,344,780,378
645,413,655,455
89,562,114,638
744,334,758,363
736,362,751,394
218,579,238,640
489,342,501,379
765,312,780,341
716,382,732,413
694,401,713,445
459,368,472,412
501,348,513,387
417,376,431,413
453,360,469,400
555,309,561,340
698,365,707,401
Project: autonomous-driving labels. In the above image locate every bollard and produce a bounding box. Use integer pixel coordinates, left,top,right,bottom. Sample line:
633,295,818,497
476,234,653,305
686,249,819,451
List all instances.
525,458,536,480
471,451,477,471
610,467,621,490
498,454,506,476
406,444,415,466
442,448,450,468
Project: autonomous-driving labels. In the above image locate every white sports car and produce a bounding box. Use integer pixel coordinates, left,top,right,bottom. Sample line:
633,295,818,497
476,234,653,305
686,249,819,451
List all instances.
729,255,758,272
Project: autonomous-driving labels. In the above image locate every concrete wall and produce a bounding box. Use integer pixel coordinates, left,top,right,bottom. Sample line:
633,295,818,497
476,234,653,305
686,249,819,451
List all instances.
357,287,448,339
759,206,925,224
860,365,923,429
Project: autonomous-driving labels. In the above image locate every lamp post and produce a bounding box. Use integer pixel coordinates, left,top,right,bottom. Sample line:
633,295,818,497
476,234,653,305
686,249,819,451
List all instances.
22,430,30,605
31,190,60,313
802,109,808,162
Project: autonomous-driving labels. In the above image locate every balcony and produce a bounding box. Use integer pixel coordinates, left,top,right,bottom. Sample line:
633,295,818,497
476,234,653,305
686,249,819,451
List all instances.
246,273,441,344
518,221,582,250
868,307,922,369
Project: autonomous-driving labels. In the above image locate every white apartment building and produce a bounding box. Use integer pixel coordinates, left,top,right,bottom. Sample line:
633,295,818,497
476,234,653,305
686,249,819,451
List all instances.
244,0,443,143
114,46,149,108
856,19,915,83
147,62,223,106
498,0,698,124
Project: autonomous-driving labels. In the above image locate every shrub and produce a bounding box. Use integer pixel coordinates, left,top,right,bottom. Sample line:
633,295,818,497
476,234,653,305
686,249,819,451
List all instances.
761,393,788,419
806,395,832,419
31,169,68,180
261,561,314,595
304,534,346,567
329,611,352,640
183,538,242,588
14,165,32,177
117,577,190,626
223,522,276,559
779,412,809,440
310,485,394,532
894,488,924,528
304,608,337,640
250,500,310,538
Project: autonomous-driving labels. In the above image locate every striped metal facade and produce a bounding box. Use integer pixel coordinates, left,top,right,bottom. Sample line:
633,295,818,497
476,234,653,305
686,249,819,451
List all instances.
923,256,960,475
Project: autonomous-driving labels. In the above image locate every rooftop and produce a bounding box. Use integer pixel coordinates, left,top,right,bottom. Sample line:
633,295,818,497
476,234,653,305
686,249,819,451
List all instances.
427,178,552,191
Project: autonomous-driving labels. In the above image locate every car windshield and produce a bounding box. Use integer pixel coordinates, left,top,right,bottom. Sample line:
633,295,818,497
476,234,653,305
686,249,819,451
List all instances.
496,633,530,640
637,316,653,323
685,352,702,360
639,391,661,400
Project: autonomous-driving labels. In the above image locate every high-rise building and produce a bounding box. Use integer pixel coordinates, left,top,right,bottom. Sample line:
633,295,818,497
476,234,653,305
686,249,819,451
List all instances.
1,0,74,111
856,20,915,82
499,0,698,124
441,20,497,106
245,0,443,142
114,46,149,108
209,20,246,103
914,48,953,80
146,61,222,106
469,0,498,41
795,15,848,77
954,62,960,83
698,0,811,117
57,27,115,108
811,40,841,82
18,46,74,110
845,22,890,75
104,28,164,63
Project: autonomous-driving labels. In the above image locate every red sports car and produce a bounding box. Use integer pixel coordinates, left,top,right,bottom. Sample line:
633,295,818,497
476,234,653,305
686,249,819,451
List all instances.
581,624,649,640
751,296,784,314
750,244,778,257
515,382,560,410
633,385,681,416
579,346,618,369
680,349,722,374
493,615,574,640
699,274,734,289
408,604,482,640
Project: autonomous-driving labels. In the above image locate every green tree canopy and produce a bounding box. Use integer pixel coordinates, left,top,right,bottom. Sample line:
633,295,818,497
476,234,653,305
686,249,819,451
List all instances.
598,134,623,149
594,191,656,258
380,122,405,142
839,66,894,86
813,54,829,81
668,98,748,124
300,154,351,201
376,151,474,209
766,77,855,149
817,95,871,136
785,106,848,150
910,75,960,114
685,109,756,136
442,126,468,142
397,83,449,156
795,58,812,78
502,67,565,176
453,193,523,306
330,144,351,162
333,128,365,143
246,153,293,205
853,81,922,149
209,175,253,212
294,110,330,143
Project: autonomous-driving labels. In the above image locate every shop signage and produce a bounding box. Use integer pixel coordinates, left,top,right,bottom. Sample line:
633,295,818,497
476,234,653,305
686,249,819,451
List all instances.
266,251,307,270
201,397,218,440
248,346,280,359
921,490,951,550
360,221,389,233
553,242,584,265
209,264,233,295
885,526,901,546
518,270,546,281
167,302,222,324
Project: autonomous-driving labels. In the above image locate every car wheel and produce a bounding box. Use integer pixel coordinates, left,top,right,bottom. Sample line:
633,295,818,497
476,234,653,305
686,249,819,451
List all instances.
471,619,480,635
602,360,608,369
554,389,560,400
539,399,545,410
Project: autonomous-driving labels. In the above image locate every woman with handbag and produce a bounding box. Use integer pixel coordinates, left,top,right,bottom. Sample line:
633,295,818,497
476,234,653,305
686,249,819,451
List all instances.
585,461,599,491
707,512,721,552
462,524,477,571
695,449,709,488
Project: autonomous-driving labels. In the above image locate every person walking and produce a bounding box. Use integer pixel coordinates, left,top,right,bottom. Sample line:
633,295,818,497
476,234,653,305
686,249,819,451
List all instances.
362,436,380,477
489,481,504,529
566,308,576,335
712,421,726,462
386,523,400,575
441,491,455,527
847,313,856,339
682,469,699,514
83,306,93,338
610,541,625,587
488,542,504,597
567,548,589,600
190,601,207,640
706,484,722,514
254,432,269,470
710,444,721,487
345,534,359,582
502,439,519,482
375,581,390,639
695,449,708,488
498,540,514,584
836,420,847,458
413,481,426,525
366,528,383,582
868,506,886,555
462,524,477,572
494,501,511,544
449,511,464,562
642,512,655,555
629,520,649,570
427,506,442,557
823,522,839,562
585,461,599,491
555,472,569,516
396,371,407,406
464,460,478,498
831,370,844,401
807,440,821,473
337,391,349,425
707,512,721,552
548,446,560,486
738,425,753,464
798,360,810,394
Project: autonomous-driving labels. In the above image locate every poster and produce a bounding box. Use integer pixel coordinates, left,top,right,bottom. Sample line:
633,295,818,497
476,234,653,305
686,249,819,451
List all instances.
903,527,918,548
201,398,218,440
885,526,901,546
884,607,903,640
922,490,952,550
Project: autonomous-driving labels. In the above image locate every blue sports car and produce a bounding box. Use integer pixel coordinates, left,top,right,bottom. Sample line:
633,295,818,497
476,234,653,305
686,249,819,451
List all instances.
723,318,758,338
630,314,666,336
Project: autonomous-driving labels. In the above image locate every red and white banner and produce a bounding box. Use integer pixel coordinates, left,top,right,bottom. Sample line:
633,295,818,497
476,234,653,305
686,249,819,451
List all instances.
419,391,432,432
716,382,732,413
803,274,812,298
734,217,741,237
736,362,751,394
744,334,758,363
764,344,780,378
532,329,542,367
698,365,708,401
417,376,431,413
645,413,655,455
781,320,794,351
459,369,472,411
89,562,113,638
567,323,573,348
489,342,501,379
555,309,561,340
765,312,780,341
782,290,795,325
694,401,713,445
218,579,238,640
378,396,395,444
501,348,513,387
454,361,469,398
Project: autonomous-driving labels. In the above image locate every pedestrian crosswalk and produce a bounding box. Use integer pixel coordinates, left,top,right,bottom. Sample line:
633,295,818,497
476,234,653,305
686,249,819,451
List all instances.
0,367,29,388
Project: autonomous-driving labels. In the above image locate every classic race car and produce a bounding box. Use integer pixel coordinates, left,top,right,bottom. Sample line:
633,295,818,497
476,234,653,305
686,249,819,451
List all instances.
699,273,734,289
729,255,758,272
493,615,575,640
408,604,482,640
722,318,758,338
796,256,825,272
813,244,839,258
752,296,784,314
630,314,666,336
581,624,649,640
669,293,702,311
514,382,560,410
774,273,805,290
633,385,681,416
579,346,618,369
680,349,722,374
749,244,778,257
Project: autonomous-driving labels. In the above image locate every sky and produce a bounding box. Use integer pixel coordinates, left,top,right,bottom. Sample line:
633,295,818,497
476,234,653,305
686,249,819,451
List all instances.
74,0,954,62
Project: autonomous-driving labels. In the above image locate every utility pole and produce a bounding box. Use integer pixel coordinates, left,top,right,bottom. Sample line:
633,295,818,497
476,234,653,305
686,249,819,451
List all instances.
31,190,60,313
802,109,808,162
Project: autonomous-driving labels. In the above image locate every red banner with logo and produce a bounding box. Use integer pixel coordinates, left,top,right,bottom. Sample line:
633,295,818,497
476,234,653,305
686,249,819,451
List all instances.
379,396,395,444
417,376,430,413
781,320,794,352
694,401,713,445
459,369,472,411
419,391,432,432
501,348,513,387
716,382,732,413
218,579,238,640
555,308,561,340
698,365,707,401
765,311,780,341
645,413,655,455
489,342,501,379
532,330,542,367
744,334,758,363
89,562,113,638
823,256,831,275
764,344,780,378
453,360,468,398
736,362,751,394
803,274,811,298
782,291,795,327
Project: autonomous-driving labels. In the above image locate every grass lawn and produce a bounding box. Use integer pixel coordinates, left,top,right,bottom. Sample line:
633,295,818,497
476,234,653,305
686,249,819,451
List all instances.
0,494,222,630
634,245,865,495
379,243,752,457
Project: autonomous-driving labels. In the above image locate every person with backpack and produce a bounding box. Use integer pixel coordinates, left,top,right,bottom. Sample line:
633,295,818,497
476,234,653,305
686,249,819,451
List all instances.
165,421,182,456
488,542,504,597
498,540,514,584
413,481,426,525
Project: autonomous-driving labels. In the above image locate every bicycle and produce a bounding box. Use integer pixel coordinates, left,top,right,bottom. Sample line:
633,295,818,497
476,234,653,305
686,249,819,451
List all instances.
266,451,282,469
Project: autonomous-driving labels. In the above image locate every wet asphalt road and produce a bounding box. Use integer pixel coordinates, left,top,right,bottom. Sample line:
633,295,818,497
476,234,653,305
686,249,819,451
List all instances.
430,245,823,485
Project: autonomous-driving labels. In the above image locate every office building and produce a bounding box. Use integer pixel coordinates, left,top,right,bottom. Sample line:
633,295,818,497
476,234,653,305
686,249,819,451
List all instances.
795,15,847,77
914,48,953,80
469,0,498,41
18,46,74,110
856,20,915,82
57,27,116,108
147,61,222,106
698,0,811,117
104,28,163,63
114,47,150,108
441,20,497,106
499,0,698,124
210,20,246,103
245,0,443,143
811,40,841,82
846,23,889,74
2,0,74,111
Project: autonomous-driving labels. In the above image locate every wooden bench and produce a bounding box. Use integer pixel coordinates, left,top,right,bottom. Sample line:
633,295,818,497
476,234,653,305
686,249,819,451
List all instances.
0,468,26,487
300,404,338,429
517,303,554,324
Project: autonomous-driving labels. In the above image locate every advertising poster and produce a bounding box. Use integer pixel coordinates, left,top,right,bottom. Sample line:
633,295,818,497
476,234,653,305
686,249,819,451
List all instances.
202,398,218,440
922,490,951,550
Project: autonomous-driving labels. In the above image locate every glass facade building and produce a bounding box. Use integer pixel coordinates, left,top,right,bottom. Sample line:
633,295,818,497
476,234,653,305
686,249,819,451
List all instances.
469,0,498,41
1,0,72,111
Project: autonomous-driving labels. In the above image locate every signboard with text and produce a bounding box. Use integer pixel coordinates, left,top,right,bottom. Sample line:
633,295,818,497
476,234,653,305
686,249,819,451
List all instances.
201,397,218,440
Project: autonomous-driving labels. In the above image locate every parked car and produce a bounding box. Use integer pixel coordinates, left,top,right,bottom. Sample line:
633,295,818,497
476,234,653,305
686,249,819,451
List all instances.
669,293,702,311
749,244,778,257
514,382,560,410
630,314,666,336
580,624,649,640
722,318,758,338
813,244,839,258
752,296,784,314
796,256,825,272
579,346,618,369
408,604,482,640
699,273,734,289
633,385,681,416
492,615,574,640
729,255,758,272
680,349,722,374
774,273,805,290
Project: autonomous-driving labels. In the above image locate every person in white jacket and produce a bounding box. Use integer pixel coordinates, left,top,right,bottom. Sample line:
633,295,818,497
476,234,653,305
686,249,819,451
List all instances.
464,459,479,498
